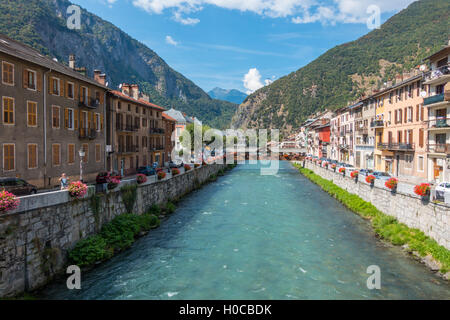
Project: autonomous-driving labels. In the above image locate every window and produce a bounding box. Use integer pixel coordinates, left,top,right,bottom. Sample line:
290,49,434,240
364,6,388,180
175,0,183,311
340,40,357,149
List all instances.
67,82,74,99
52,144,61,166
27,101,37,127
26,70,36,90
65,108,74,130
95,144,101,162
81,87,88,103
3,144,15,171
418,156,424,172
28,144,37,169
2,62,14,85
52,106,60,129
51,77,60,95
118,102,121,110
407,107,413,122
68,144,75,164
82,144,88,163
3,97,14,124
95,113,100,131
405,154,413,169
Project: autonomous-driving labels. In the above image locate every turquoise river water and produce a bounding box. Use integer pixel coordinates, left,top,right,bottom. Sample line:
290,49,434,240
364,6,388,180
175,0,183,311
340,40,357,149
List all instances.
43,161,450,299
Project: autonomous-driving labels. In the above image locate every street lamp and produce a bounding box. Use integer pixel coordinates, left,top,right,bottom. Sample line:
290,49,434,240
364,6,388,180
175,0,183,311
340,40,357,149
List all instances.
79,149,85,182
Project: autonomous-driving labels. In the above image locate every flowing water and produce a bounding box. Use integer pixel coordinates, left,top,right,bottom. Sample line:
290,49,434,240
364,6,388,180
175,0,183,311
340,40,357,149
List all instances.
43,161,450,299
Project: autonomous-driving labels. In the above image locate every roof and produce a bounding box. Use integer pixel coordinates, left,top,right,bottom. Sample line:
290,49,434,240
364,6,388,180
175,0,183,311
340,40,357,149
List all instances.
0,33,108,90
164,108,187,123
371,74,422,98
110,90,165,111
162,113,176,122
423,45,450,62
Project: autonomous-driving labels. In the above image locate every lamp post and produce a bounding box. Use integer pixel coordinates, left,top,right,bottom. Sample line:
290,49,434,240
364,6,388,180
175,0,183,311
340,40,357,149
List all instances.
79,149,85,182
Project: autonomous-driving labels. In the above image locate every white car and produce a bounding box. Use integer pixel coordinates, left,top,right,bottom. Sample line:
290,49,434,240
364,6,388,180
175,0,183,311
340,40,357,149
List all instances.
435,182,450,200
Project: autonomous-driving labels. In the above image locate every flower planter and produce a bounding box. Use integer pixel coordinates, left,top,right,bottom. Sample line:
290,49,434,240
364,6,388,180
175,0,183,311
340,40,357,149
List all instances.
137,174,147,185
68,181,88,199
0,190,20,214
385,178,398,194
157,171,166,181
366,175,375,188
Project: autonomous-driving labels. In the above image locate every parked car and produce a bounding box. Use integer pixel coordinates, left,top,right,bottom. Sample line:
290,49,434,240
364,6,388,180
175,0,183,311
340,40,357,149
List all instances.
169,160,183,168
96,171,122,184
137,166,156,176
0,178,37,196
359,169,374,176
435,182,450,200
372,171,391,180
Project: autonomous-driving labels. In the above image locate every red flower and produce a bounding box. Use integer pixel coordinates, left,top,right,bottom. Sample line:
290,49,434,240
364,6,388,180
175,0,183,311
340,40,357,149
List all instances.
414,183,430,197
184,164,192,171
350,171,359,178
137,174,147,184
339,167,346,173
385,178,398,190
331,164,337,169
157,171,166,180
172,168,180,176
366,175,375,184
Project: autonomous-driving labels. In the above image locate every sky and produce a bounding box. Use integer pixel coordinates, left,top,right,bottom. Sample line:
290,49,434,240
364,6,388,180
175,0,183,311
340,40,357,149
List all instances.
73,0,416,94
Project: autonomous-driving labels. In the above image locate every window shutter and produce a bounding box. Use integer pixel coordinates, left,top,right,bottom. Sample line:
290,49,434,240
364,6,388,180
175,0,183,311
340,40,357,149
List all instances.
23,69,28,89
88,111,92,129
48,76,52,94
36,72,42,92
101,114,104,130
65,82,69,98
79,85,83,101
64,109,69,129
88,88,92,102
420,105,424,121
74,109,79,129
419,129,424,148
416,105,419,122
60,80,65,97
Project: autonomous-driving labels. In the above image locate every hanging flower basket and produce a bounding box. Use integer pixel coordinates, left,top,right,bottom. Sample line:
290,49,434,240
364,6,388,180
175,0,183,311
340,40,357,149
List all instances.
194,163,200,168
350,171,359,179
366,175,376,187
136,174,147,184
184,164,192,171
331,164,337,172
157,171,166,181
68,181,88,199
385,178,398,192
0,190,20,214
339,167,346,176
172,168,180,176
414,183,430,197
107,177,121,190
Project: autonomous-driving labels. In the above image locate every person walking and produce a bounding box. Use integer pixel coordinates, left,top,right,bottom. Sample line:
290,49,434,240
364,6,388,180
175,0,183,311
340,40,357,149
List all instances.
59,173,69,190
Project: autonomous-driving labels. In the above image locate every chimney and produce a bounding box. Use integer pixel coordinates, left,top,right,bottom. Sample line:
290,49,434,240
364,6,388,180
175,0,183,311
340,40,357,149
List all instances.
99,74,106,86
131,84,140,100
94,70,101,83
69,54,76,69
121,83,131,96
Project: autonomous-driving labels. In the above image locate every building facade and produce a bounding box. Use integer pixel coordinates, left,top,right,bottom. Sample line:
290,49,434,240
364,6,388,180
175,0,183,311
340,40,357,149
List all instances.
0,35,107,188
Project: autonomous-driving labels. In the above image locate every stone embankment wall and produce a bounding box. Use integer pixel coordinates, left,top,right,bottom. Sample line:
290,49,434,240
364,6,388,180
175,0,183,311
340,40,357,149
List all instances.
0,164,226,298
302,161,450,251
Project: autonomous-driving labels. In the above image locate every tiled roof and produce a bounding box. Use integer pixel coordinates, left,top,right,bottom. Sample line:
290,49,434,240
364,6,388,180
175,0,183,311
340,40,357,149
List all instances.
162,113,176,122
0,33,108,89
110,90,166,111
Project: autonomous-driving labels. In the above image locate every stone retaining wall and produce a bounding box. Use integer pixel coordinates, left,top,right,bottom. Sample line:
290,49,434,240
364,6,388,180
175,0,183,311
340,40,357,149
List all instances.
301,161,450,251
0,164,226,298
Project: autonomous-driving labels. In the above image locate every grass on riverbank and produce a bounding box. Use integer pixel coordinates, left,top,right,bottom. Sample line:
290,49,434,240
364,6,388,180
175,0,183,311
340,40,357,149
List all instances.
294,164,450,274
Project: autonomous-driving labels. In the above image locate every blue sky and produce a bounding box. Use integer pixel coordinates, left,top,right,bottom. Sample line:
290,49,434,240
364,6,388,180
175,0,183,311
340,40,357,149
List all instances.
73,0,416,94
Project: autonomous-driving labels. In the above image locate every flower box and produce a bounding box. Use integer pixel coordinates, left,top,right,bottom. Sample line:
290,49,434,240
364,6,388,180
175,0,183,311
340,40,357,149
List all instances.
172,168,180,176
0,190,20,214
184,164,192,171
385,178,398,191
414,183,430,197
68,181,88,199
157,171,166,180
366,175,375,186
137,174,147,184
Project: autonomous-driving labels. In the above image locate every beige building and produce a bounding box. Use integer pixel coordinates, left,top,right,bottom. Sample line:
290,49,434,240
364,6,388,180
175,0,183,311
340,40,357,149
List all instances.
0,34,108,188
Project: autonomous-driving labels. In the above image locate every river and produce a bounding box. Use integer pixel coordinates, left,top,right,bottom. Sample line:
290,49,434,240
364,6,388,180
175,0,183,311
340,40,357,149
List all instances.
42,161,450,299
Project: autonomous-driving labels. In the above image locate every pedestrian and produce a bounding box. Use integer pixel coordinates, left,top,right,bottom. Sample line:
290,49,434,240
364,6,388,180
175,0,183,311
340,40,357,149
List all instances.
59,173,69,190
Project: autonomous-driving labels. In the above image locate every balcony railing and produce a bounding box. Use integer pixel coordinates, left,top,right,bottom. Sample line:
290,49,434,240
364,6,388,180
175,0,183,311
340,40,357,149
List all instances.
149,146,164,151
117,145,138,154
423,65,450,83
79,128,97,140
427,117,450,129
79,98,100,109
427,144,450,154
377,142,415,151
116,124,139,132
149,128,165,134
356,127,369,135
370,120,384,128
424,93,444,106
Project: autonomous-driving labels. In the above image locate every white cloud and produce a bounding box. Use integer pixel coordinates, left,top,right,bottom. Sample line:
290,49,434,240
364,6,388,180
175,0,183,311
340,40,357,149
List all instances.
244,68,272,94
132,0,415,25
165,35,179,46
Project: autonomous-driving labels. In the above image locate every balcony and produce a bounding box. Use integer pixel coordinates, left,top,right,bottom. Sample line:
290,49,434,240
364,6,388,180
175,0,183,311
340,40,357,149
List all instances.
149,145,164,151
427,117,450,130
424,93,445,106
116,124,138,132
370,120,384,128
356,127,369,135
79,98,100,109
427,144,450,154
117,145,138,154
339,144,349,150
423,65,450,85
377,142,415,151
79,128,97,140
149,128,165,134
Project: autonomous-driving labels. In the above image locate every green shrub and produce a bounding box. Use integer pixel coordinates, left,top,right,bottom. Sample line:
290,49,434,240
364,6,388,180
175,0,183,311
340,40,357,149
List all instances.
294,164,450,273
68,235,113,267
148,204,161,217
121,184,137,213
100,214,139,251
165,201,176,214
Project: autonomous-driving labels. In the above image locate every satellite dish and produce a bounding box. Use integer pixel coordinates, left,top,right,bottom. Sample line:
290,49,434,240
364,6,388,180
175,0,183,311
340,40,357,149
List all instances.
119,84,122,89
419,65,426,72
420,91,427,98
52,57,58,62
105,82,109,87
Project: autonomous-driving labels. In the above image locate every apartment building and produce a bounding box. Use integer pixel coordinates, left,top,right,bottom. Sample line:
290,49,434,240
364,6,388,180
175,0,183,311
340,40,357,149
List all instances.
162,112,176,165
107,85,166,175
373,90,388,172
422,43,450,182
0,34,107,188
376,75,428,181
352,98,376,170
164,108,187,151
335,107,354,165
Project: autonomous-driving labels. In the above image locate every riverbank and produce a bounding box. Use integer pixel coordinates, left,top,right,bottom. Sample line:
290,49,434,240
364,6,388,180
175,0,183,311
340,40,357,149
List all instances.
294,163,450,280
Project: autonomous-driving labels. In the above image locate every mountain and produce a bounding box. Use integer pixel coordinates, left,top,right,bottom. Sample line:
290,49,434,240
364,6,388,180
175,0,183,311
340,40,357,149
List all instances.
0,0,236,129
232,0,450,132
208,87,247,104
